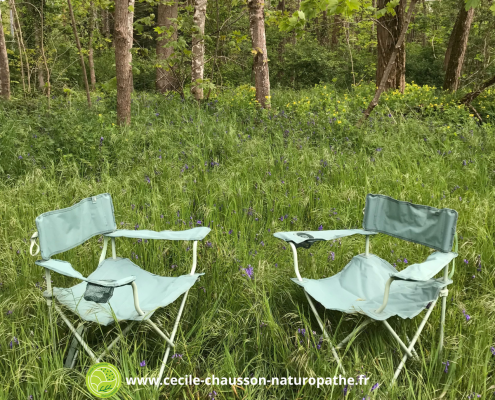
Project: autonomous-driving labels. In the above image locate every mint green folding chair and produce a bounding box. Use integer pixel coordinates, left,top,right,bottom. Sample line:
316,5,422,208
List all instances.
274,194,458,383
29,193,210,383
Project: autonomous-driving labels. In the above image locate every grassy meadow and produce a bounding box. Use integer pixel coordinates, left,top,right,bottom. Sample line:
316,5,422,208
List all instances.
0,83,494,399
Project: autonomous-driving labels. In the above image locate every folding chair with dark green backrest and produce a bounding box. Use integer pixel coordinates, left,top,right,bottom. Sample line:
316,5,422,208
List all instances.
29,193,210,383
273,194,458,383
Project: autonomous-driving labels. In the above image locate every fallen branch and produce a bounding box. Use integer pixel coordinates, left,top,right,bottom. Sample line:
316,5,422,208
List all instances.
460,74,495,105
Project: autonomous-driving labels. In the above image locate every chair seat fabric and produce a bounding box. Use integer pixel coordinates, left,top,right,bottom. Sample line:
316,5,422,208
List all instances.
291,254,451,321
53,257,203,326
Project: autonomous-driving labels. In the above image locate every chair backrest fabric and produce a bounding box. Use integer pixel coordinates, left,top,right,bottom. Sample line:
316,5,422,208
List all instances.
36,193,116,260
363,194,458,253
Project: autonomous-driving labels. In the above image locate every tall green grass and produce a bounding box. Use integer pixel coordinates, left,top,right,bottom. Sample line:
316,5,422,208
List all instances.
0,84,494,399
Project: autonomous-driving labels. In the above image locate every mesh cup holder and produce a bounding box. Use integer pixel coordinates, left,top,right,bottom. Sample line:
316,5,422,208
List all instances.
83,281,116,304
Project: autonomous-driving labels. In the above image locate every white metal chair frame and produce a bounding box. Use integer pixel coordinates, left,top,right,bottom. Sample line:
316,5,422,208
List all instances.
289,233,455,384
31,232,199,384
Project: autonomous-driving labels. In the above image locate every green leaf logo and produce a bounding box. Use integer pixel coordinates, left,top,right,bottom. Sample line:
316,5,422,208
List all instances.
86,362,122,398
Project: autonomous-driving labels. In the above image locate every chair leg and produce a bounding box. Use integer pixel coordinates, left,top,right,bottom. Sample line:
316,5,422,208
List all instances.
405,334,420,361
391,298,438,384
382,320,413,358
304,291,345,374
44,269,57,355
438,293,447,354
156,291,190,386
54,303,97,362
64,323,85,368
96,322,136,363
335,319,373,350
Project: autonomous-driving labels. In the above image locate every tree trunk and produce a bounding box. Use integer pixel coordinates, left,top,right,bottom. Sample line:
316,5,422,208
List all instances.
35,9,45,92
88,0,96,91
248,0,270,108
0,7,11,99
102,8,110,39
318,11,328,46
331,15,340,49
191,0,207,100
276,0,285,81
421,0,427,47
128,0,134,91
358,0,418,125
11,0,31,93
114,0,133,125
67,0,92,106
395,0,406,92
156,0,178,92
443,4,461,70
443,4,474,91
376,0,406,92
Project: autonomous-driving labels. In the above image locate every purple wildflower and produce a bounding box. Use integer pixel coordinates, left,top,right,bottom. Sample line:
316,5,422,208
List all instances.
134,224,139,230
140,360,146,367
172,353,183,361
443,361,450,373
7,310,12,315
196,220,202,225
228,229,233,235
243,266,254,280
462,309,471,321
318,225,323,231
208,392,217,400
490,347,495,356
205,241,212,248
371,383,379,391
403,258,408,264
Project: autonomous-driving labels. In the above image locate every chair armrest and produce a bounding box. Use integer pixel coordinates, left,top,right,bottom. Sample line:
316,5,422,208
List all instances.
274,229,376,248
86,276,136,287
104,227,211,241
391,251,458,282
35,259,86,280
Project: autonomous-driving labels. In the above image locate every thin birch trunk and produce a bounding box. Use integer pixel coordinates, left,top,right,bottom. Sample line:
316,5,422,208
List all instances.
11,0,31,93
0,7,11,99
67,0,92,106
191,0,207,100
88,0,96,91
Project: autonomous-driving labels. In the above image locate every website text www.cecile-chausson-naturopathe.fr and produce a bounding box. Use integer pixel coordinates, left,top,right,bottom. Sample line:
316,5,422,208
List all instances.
125,374,371,388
